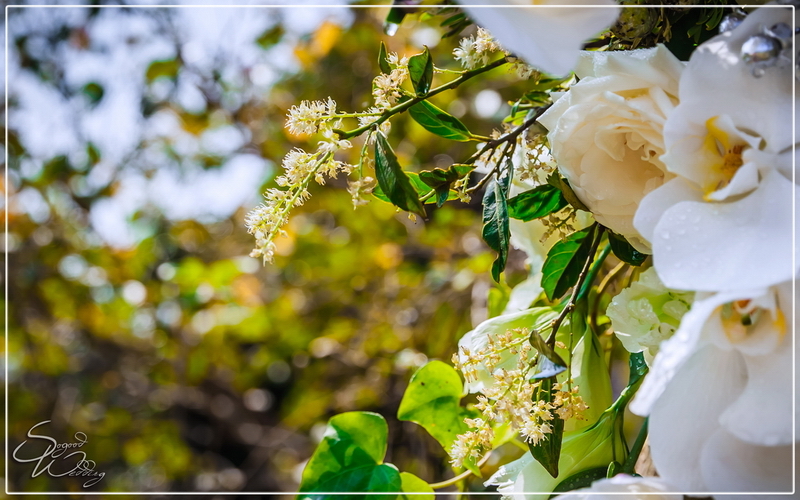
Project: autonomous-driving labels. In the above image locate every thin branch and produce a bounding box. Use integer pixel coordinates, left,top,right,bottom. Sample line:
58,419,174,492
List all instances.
464,104,551,166
335,57,509,140
545,224,605,346
590,260,628,334
429,452,493,490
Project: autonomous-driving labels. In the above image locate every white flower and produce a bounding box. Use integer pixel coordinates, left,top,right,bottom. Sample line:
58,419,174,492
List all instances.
631,280,795,493
633,7,798,292
453,27,501,70
552,474,680,500
457,0,620,77
607,267,693,365
538,45,684,252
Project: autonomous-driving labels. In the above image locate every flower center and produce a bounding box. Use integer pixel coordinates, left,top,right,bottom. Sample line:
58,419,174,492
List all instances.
703,116,749,194
721,144,744,179
720,299,786,344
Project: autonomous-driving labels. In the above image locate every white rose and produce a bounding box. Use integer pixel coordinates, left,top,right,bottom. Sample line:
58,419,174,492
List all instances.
538,45,684,252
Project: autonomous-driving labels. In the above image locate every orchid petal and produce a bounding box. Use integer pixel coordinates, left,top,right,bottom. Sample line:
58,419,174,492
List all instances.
647,345,746,490
649,170,796,292
631,287,767,416
719,332,793,446
633,176,703,247
700,428,793,493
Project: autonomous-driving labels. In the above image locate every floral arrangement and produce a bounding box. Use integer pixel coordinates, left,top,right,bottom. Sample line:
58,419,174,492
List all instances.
246,1,797,498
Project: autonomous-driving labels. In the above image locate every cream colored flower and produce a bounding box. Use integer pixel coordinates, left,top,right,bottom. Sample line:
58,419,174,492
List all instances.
538,45,684,252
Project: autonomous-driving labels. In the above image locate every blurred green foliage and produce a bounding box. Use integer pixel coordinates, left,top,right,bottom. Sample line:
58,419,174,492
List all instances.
6,4,539,494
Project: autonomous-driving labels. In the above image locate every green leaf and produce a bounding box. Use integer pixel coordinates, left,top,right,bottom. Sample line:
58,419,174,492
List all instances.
627,352,648,388
408,100,471,141
408,47,434,95
398,361,476,450
385,5,407,27
81,82,104,106
529,377,564,478
256,25,284,50
520,90,550,105
299,412,395,496
399,472,434,500
528,333,567,380
419,164,473,188
487,283,511,319
508,185,568,221
300,464,401,500
482,179,510,282
607,231,647,266
551,466,607,493
373,172,459,207
418,164,473,208
378,41,392,74
541,226,595,301
527,75,572,92
374,132,426,217
397,361,480,475
547,172,589,212
145,58,180,82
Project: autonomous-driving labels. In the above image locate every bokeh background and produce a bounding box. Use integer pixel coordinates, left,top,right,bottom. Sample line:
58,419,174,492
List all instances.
5,1,540,493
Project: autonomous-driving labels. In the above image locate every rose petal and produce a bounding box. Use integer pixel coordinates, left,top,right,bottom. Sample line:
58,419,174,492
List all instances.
575,44,684,95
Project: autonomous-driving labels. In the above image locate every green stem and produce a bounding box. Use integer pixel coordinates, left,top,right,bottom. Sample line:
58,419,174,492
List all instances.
610,368,646,414
335,57,509,140
621,418,649,475
577,243,610,302
429,452,493,490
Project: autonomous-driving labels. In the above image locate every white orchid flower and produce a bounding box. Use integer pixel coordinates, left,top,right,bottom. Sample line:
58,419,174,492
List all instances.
457,0,620,77
633,7,798,292
631,279,794,493
551,474,681,500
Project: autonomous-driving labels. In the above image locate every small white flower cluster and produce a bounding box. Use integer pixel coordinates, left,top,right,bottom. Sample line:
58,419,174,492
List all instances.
373,67,408,109
453,27,501,70
515,134,554,185
347,176,377,208
285,98,338,136
509,57,537,80
246,100,355,263
449,327,587,467
538,209,578,245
